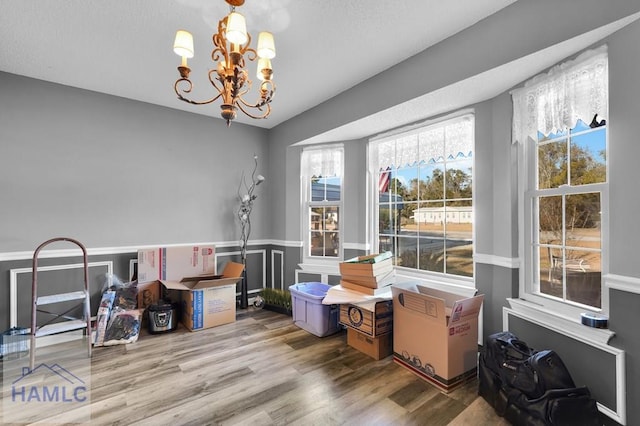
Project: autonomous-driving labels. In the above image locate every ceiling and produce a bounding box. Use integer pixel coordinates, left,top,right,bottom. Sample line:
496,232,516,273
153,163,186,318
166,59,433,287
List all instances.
0,0,518,129
1,1,638,139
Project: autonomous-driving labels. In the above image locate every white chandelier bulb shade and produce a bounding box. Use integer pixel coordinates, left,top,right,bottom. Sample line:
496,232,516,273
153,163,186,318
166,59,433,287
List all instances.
256,58,272,81
257,32,276,59
173,30,194,58
226,12,248,45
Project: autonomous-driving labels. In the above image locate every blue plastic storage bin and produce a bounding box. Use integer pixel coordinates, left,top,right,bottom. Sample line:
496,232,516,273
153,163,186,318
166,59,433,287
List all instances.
289,282,340,337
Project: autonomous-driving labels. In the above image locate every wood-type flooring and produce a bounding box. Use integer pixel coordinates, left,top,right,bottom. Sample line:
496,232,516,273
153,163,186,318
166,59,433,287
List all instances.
1,307,509,425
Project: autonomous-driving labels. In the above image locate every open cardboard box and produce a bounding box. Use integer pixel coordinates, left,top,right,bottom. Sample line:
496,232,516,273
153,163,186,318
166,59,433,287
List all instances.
160,261,244,331
137,245,216,283
391,281,484,392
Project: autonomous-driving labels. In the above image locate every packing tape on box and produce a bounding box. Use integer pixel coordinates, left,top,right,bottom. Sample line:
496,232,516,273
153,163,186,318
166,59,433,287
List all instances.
580,312,608,329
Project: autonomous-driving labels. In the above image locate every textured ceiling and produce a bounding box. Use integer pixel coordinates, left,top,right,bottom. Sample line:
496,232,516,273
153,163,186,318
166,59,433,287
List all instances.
0,0,518,129
2,1,638,139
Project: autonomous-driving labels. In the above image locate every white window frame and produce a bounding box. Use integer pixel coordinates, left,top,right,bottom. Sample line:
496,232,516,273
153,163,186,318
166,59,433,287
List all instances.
368,110,475,288
301,144,344,265
514,46,609,320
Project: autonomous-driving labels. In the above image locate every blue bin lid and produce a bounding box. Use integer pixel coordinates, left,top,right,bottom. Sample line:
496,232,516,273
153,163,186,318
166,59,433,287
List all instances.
289,282,331,298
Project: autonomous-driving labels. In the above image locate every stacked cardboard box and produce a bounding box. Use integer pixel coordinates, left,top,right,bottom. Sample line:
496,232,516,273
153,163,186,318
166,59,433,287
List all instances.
136,244,218,308
338,253,395,359
137,245,216,283
339,300,393,338
137,245,244,332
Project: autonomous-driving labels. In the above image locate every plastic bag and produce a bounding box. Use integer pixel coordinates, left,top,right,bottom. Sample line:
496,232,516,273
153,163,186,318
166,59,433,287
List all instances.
95,273,142,346
101,273,138,311
102,309,142,346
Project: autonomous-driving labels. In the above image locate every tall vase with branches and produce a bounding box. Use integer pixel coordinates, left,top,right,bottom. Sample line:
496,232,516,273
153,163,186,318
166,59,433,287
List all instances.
237,154,265,309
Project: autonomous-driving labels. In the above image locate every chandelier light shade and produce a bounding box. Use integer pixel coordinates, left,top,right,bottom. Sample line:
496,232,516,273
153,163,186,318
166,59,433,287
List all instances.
225,12,248,45
257,32,275,59
173,0,276,126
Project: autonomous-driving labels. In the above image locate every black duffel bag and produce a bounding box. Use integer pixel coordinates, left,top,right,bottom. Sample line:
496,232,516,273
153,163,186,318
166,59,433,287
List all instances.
482,331,535,377
503,349,576,399
503,384,600,426
479,331,601,426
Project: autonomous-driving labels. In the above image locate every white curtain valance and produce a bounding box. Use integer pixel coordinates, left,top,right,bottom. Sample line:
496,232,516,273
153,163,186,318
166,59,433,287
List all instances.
512,45,608,144
372,115,473,171
303,146,343,177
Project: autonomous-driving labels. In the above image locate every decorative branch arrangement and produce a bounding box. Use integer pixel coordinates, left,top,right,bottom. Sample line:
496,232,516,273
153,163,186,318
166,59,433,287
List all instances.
237,154,265,269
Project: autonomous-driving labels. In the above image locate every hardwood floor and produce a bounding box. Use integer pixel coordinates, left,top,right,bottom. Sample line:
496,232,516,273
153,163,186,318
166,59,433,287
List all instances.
1,307,508,425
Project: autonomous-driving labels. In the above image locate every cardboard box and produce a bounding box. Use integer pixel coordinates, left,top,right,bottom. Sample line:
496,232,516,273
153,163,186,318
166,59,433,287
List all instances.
391,282,484,393
347,328,393,360
339,300,393,337
160,262,244,331
137,280,161,310
137,245,216,283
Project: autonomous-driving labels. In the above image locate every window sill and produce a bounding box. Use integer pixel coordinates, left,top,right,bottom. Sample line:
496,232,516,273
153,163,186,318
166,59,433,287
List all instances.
395,268,477,297
506,298,615,346
297,262,340,275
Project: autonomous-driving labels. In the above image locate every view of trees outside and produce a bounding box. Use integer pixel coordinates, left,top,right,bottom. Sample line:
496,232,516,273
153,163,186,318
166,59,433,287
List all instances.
309,176,340,257
535,120,606,308
379,156,473,277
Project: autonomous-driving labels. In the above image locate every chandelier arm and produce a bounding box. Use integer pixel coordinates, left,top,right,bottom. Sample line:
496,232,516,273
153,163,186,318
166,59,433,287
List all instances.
235,101,272,120
237,80,276,109
242,46,257,62
211,46,224,63
209,69,225,90
174,78,223,105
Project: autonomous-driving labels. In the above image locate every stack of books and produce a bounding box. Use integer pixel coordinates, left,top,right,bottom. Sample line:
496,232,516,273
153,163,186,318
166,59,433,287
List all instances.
339,252,394,295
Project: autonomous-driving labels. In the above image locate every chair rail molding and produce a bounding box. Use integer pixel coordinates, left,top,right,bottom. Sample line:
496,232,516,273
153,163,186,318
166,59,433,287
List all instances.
474,253,520,269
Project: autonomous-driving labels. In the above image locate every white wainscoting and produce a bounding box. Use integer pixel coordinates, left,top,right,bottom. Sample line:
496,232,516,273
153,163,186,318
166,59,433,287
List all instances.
271,250,284,291
503,306,626,425
10,261,113,347
217,249,266,298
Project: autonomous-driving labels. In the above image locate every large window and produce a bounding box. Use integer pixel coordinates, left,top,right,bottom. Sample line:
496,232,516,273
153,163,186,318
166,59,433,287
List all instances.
369,114,474,279
301,145,343,260
513,46,608,313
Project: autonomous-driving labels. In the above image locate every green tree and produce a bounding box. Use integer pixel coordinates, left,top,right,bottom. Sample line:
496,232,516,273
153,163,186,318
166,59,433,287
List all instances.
538,131,605,238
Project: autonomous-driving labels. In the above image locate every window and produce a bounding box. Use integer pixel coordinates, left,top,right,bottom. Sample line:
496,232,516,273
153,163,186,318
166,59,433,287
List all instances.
513,46,608,313
301,145,343,260
369,114,474,279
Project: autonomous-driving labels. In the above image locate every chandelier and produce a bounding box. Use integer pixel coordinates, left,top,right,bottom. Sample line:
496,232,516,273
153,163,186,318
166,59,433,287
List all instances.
173,0,276,126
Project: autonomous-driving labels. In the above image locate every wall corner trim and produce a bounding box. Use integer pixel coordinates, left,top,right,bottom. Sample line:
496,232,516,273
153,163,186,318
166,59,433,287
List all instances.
604,273,640,295
504,301,626,425
474,253,520,269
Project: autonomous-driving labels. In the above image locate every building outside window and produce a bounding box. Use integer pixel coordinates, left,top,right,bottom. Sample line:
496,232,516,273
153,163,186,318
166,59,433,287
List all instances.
301,145,344,260
513,46,608,313
369,113,474,280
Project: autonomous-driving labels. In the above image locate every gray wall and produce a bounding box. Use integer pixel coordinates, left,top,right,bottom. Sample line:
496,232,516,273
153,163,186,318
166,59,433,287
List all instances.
608,19,640,277
0,73,270,252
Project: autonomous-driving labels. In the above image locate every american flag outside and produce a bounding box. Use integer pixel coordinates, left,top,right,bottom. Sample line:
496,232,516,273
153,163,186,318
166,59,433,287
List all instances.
378,167,391,193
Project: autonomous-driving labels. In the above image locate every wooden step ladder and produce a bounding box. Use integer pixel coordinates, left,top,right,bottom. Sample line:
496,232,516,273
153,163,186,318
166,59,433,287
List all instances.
30,237,92,369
